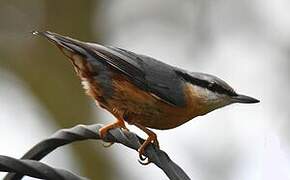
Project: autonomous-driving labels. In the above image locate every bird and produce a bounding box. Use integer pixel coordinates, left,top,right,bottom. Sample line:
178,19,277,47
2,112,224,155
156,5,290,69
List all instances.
33,31,260,164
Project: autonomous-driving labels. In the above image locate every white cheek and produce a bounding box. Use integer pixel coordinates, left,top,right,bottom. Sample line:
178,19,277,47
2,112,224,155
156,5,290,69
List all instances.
189,84,231,111
193,85,219,101
205,90,220,101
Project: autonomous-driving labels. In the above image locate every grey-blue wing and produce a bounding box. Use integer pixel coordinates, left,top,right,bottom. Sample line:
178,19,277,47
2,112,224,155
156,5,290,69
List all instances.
39,31,186,107
105,47,186,107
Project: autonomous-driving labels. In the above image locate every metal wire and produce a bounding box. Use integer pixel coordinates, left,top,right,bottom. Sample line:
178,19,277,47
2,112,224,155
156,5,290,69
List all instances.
4,124,191,180
0,155,86,180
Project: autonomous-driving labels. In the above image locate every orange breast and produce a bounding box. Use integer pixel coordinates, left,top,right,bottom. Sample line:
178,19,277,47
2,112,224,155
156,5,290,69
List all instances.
64,50,204,130
106,76,204,130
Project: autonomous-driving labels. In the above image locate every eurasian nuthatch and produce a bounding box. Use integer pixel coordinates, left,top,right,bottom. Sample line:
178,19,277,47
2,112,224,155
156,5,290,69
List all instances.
33,31,260,164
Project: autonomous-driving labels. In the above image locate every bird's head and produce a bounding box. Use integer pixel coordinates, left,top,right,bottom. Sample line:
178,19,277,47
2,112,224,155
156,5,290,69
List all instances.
178,71,260,115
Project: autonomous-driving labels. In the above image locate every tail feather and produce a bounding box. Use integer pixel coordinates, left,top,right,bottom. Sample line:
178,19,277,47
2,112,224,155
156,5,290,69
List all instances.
33,31,144,82
32,31,185,106
32,31,90,59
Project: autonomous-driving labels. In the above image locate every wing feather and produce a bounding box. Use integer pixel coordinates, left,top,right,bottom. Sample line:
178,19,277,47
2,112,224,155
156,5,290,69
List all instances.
36,31,186,106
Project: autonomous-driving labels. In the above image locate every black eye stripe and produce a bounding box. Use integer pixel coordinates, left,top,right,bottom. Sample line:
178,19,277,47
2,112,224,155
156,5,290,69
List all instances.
207,82,233,95
176,71,237,96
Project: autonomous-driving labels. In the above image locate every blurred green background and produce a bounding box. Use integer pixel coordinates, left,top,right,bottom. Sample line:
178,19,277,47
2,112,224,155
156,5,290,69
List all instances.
0,0,113,179
0,0,290,180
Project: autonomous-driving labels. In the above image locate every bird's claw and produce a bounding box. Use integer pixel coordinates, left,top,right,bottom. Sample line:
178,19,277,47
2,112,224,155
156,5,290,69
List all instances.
99,122,129,148
102,142,114,148
99,119,129,145
137,143,152,165
138,153,151,165
136,133,160,165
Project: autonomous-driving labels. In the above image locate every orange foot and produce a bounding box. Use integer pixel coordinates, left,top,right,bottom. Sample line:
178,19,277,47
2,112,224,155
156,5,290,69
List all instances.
99,119,129,147
134,123,160,165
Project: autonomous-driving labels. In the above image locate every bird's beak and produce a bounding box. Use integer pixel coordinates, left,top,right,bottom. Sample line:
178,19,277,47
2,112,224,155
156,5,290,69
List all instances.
232,94,260,104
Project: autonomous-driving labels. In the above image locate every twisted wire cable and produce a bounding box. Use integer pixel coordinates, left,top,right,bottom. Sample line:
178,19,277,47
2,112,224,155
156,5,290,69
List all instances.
0,155,86,180
4,124,190,180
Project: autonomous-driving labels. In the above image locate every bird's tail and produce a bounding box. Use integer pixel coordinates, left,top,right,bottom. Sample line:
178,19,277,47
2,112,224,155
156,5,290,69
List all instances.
32,31,144,80
32,31,146,90
32,30,112,77
32,31,92,60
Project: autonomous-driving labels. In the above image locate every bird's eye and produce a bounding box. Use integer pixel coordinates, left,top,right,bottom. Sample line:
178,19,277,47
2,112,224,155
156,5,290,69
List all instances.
208,82,215,88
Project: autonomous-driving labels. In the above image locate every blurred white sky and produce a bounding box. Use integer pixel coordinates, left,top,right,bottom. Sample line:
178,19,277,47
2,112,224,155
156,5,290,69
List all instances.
0,0,290,180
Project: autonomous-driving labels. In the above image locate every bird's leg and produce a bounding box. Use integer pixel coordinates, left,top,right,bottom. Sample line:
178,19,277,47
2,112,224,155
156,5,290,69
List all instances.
99,119,129,147
134,123,159,165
